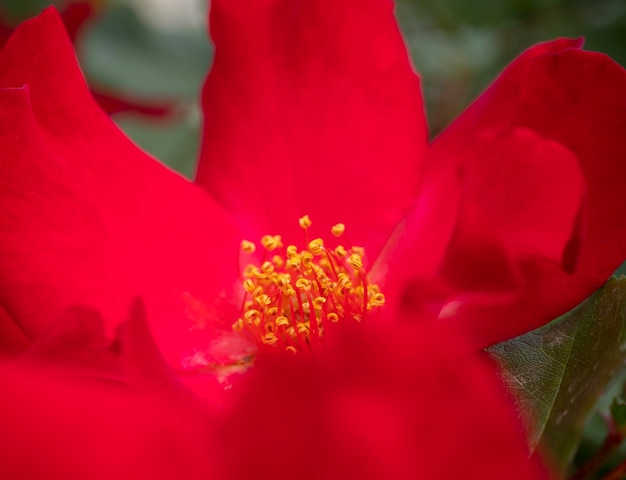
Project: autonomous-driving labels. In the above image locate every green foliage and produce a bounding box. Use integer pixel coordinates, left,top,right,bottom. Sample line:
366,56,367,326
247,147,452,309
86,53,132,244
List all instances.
611,397,626,430
78,4,211,175
79,4,211,98
396,0,626,136
0,0,56,21
489,278,626,475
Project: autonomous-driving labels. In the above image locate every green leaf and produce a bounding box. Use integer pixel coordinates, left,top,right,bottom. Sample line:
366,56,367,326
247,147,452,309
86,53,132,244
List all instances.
488,277,626,474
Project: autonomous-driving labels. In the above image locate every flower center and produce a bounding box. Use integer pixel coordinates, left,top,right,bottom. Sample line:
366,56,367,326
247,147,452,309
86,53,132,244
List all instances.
233,215,385,354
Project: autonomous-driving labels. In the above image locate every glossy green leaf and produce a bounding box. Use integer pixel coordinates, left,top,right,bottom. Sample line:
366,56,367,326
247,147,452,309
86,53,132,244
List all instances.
488,277,626,474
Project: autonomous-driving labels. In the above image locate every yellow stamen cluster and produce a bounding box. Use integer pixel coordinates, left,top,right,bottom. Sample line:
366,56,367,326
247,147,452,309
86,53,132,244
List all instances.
233,217,385,354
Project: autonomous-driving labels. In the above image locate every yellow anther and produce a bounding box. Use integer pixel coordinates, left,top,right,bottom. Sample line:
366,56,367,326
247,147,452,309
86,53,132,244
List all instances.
308,238,325,256
244,309,261,326
299,215,312,229
301,251,314,268
242,279,256,293
261,235,283,251
243,265,256,277
234,218,385,355
352,246,365,257
252,285,264,298
348,253,363,271
262,332,278,345
369,292,386,307
286,256,301,270
241,240,256,253
313,296,326,309
261,261,275,274
337,273,352,291
250,267,267,279
295,278,311,291
255,294,271,307
331,224,345,237
244,309,260,320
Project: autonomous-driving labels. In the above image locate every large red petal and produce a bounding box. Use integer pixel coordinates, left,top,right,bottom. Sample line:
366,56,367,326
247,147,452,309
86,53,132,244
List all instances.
0,303,29,356
198,0,427,260
432,45,626,348
0,303,219,480
439,38,584,140
0,9,243,367
220,321,549,479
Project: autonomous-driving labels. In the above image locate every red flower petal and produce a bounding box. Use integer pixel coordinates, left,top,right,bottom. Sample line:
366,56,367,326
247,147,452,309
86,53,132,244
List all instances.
221,321,549,479
60,0,94,43
435,127,586,302
197,0,427,258
429,43,626,348
0,303,29,356
0,9,243,367
91,89,177,118
0,302,218,480
442,38,584,137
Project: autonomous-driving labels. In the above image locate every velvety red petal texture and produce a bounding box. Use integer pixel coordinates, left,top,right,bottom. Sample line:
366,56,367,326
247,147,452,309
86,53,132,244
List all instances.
219,322,549,480
0,9,243,367
446,45,626,346
437,127,585,298
0,304,29,356
0,302,219,480
392,39,625,348
198,0,427,260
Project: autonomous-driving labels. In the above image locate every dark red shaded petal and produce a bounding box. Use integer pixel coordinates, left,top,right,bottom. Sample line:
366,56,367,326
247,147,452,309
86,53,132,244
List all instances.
60,1,94,42
0,303,30,356
440,200,521,295
436,127,585,300
458,128,585,267
198,0,427,260
0,9,243,368
220,321,549,479
21,305,115,371
437,47,626,348
92,88,176,118
0,302,218,480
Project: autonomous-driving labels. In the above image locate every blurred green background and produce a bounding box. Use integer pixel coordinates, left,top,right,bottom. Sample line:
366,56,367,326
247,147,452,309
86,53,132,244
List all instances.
0,0,624,178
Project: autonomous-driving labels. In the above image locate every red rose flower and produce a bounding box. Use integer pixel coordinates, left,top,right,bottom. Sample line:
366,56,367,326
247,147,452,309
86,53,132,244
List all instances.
1,0,624,363
0,0,624,477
